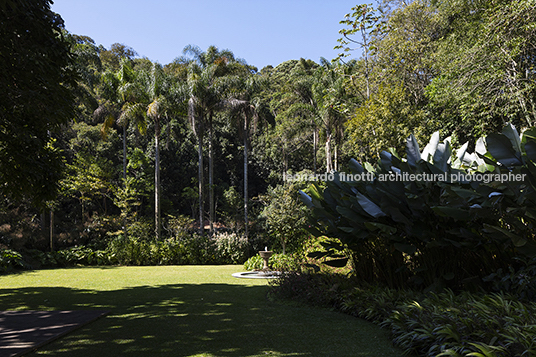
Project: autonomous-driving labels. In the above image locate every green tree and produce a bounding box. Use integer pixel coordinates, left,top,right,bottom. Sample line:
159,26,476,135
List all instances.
95,58,147,181
259,181,309,255
226,75,274,239
335,3,382,100
181,45,249,234
0,0,76,205
427,0,536,140
143,62,178,240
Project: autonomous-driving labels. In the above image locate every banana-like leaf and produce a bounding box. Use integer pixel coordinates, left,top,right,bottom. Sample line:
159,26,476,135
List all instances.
456,141,469,162
421,131,440,162
433,141,452,172
476,137,487,156
522,128,536,162
356,192,386,218
432,206,471,221
486,133,523,167
336,206,366,224
406,134,421,167
308,184,323,202
338,227,356,233
484,224,526,247
299,190,314,209
502,122,522,156
349,158,365,174
524,140,536,163
364,162,375,173
364,222,396,234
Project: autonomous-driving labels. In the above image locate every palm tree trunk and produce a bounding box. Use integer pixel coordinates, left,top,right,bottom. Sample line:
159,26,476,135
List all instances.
198,131,204,236
155,117,161,240
313,127,317,175
209,112,214,235
122,125,127,181
325,133,333,172
244,119,249,240
49,210,54,252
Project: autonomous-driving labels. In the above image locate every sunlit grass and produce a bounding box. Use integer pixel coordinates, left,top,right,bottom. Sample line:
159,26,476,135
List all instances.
0,266,403,356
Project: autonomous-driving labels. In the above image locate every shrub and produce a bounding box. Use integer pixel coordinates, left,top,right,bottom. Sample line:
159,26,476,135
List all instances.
483,257,536,301
244,255,263,271
212,232,249,264
244,253,302,272
0,249,30,273
257,180,310,255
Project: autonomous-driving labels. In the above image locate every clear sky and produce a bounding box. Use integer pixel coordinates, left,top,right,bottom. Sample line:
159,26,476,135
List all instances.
51,0,366,70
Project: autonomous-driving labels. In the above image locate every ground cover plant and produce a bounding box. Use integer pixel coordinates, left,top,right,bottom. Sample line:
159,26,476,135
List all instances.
270,272,536,357
0,266,404,357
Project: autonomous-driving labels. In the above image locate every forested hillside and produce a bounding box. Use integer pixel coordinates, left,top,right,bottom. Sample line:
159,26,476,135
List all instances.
1,0,535,265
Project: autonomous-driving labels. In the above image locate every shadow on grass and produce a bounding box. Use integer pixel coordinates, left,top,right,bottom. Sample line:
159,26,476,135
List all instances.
0,278,402,356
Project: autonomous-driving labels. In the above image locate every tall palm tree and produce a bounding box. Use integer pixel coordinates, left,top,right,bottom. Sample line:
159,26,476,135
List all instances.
226,75,273,239
140,62,178,240
281,59,348,173
312,61,348,172
180,45,249,234
95,58,146,181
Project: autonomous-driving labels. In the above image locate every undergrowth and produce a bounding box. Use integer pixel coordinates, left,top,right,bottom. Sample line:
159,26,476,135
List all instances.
269,272,536,357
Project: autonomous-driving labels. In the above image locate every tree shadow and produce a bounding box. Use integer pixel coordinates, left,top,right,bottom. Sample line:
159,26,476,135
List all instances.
0,280,402,356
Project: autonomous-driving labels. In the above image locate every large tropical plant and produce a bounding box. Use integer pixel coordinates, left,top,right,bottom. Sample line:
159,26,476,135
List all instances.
300,124,536,290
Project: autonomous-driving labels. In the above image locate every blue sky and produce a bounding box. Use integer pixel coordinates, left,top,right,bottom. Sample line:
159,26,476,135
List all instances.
51,0,366,70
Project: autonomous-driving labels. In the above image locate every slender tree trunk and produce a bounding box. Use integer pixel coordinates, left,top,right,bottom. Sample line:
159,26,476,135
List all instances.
122,125,127,181
334,143,338,171
325,133,333,172
313,127,317,175
198,131,204,236
243,117,249,240
283,145,288,184
49,210,54,252
208,112,214,235
155,118,161,240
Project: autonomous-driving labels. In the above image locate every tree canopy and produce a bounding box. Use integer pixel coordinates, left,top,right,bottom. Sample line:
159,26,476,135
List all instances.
0,0,77,206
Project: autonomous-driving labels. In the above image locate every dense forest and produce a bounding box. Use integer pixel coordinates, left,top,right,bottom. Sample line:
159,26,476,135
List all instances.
1,0,536,265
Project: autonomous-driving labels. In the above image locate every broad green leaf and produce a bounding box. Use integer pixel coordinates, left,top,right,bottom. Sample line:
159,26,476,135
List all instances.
432,206,471,221
486,133,523,167
356,192,386,218
338,227,355,233
433,141,451,172
299,190,313,208
349,158,365,174
364,222,396,234
502,122,521,155
421,131,439,162
523,139,536,162
406,134,421,167
484,224,526,247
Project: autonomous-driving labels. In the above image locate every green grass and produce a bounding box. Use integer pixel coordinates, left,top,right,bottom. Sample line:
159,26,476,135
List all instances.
0,266,403,356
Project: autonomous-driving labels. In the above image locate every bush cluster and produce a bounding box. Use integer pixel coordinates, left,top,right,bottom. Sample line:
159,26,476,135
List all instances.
243,253,302,272
1,229,252,271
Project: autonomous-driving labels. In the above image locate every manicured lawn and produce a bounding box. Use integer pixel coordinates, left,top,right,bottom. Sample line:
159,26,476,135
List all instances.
0,266,403,356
